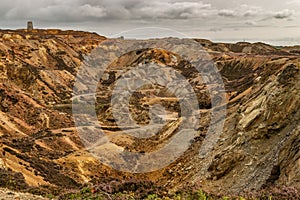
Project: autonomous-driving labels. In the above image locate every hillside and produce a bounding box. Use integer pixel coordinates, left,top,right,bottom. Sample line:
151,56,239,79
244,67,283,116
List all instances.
0,29,299,199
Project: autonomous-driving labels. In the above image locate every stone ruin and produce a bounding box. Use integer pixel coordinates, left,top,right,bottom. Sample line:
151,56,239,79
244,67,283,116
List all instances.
27,21,33,31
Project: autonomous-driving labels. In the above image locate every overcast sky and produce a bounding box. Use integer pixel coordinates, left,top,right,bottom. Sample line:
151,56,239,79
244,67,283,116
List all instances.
0,0,299,45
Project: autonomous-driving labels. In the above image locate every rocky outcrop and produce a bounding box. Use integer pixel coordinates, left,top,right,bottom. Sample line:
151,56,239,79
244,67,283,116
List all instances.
0,29,299,198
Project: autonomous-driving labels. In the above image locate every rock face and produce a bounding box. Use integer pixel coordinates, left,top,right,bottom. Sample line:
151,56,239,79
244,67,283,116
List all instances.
0,29,299,197
0,29,106,191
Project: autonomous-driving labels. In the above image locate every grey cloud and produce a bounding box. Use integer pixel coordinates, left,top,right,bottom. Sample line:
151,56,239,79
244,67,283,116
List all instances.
0,0,215,21
217,5,264,19
218,9,236,17
2,0,106,22
245,21,257,26
0,0,297,22
0,0,299,45
240,5,263,17
272,9,294,19
111,1,213,20
216,5,296,22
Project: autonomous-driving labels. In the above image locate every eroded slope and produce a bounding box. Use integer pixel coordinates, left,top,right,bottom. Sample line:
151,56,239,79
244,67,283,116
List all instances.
0,30,299,198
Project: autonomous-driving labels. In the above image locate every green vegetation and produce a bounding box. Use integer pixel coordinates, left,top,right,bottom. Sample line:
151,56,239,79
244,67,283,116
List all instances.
54,188,253,200
0,174,297,199
51,186,298,200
